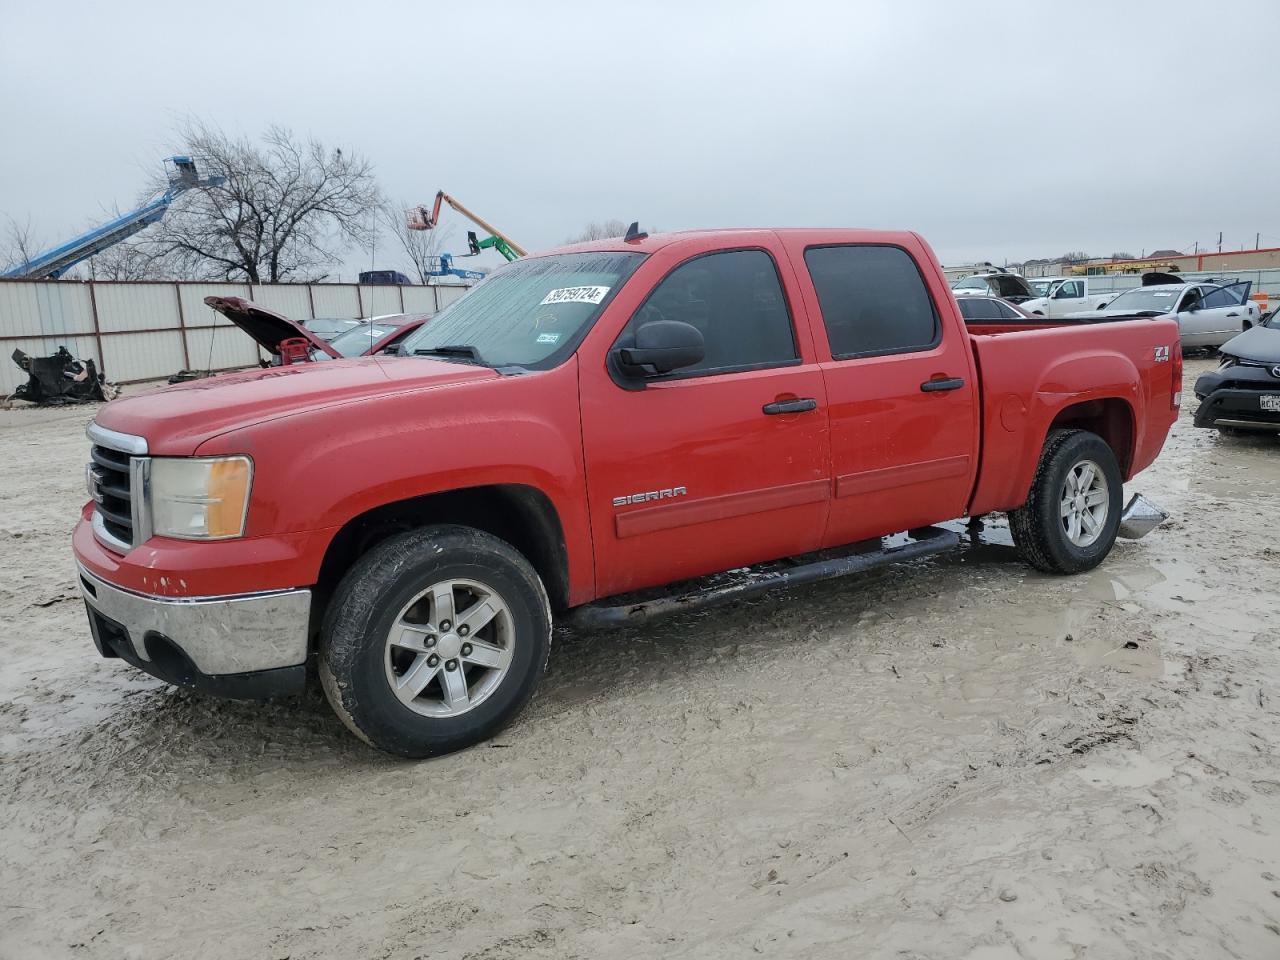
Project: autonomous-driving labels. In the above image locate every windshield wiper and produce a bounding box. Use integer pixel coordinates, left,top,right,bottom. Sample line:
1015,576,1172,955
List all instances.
412,344,488,365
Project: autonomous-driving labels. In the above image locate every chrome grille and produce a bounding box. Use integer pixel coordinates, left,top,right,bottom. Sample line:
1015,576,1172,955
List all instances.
86,424,150,554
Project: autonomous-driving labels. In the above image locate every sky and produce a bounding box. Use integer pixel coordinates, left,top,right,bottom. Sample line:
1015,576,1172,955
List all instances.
3,0,1279,275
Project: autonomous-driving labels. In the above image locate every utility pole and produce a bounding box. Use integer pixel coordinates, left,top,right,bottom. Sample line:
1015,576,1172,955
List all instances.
1218,231,1223,253
1257,232,1261,251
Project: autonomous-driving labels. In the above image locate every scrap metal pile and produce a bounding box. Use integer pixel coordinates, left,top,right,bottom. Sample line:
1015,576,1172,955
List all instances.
6,347,118,406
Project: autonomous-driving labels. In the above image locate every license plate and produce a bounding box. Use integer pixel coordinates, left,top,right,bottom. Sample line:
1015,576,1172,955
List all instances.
1262,395,1280,413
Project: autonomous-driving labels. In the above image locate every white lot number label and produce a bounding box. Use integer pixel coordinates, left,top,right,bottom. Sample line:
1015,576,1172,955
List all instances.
1261,395,1280,413
540,285,610,306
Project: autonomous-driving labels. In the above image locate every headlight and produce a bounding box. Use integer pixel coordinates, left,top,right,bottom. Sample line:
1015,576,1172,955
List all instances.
149,456,253,540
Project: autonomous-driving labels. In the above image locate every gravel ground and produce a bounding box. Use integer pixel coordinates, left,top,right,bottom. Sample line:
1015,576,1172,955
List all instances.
2,357,1279,960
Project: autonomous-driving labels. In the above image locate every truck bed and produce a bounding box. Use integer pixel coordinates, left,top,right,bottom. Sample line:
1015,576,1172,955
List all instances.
965,315,1180,517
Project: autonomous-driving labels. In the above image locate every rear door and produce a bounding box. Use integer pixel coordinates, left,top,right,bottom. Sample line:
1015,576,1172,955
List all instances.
780,237,980,547
579,241,831,597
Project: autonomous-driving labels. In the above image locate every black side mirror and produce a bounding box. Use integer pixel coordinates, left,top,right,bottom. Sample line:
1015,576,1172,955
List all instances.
614,320,704,378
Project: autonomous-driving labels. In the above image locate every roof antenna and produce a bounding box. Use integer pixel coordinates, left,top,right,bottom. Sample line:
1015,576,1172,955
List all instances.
623,221,648,243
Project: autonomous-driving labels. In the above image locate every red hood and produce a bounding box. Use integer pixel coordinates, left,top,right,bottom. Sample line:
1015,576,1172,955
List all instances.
95,357,499,455
203,295,340,359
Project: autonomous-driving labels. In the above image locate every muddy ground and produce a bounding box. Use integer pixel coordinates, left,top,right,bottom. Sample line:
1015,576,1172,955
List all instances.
2,357,1279,959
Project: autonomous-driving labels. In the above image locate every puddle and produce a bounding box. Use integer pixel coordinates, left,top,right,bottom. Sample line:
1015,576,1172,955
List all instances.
1075,752,1174,790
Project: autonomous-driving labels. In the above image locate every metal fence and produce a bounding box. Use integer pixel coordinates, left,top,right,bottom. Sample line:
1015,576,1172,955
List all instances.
1062,268,1280,301
0,280,469,395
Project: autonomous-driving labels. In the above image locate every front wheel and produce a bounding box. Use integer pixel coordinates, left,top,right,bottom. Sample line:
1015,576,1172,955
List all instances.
1008,429,1123,574
320,525,552,758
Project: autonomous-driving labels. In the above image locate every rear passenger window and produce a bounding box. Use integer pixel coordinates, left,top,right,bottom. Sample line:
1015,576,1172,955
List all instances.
624,249,797,375
804,246,940,358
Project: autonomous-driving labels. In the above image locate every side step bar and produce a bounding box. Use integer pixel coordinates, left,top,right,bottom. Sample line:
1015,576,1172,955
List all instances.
568,526,960,629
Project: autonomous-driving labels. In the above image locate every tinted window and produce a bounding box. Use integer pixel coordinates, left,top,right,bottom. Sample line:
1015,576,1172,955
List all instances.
1199,286,1235,309
957,297,1001,321
805,245,939,357
623,249,797,374
995,301,1023,320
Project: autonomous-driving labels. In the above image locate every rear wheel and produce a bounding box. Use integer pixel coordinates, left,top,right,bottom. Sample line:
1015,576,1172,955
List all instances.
1008,429,1122,574
320,525,551,758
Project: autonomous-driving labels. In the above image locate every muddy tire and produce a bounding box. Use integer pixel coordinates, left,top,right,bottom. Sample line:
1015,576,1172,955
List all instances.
319,525,551,759
1008,429,1122,575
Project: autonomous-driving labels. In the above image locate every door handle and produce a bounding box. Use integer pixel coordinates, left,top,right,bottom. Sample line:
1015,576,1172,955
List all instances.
1226,312,1239,318
762,398,818,415
920,377,965,392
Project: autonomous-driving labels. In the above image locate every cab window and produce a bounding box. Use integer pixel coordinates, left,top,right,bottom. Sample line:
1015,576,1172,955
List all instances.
805,245,940,358
619,249,798,377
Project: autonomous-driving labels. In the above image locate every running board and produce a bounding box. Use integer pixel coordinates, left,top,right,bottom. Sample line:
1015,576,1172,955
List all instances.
568,526,960,629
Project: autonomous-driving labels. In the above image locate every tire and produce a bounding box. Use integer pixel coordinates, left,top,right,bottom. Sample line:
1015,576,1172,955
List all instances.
319,524,552,758
1007,429,1123,575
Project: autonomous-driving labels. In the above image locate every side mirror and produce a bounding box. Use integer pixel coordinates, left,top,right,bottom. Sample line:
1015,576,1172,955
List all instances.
613,320,704,378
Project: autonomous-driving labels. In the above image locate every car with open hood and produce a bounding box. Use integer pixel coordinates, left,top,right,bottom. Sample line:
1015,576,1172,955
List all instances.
203,297,429,365
1192,312,1280,434
1066,278,1258,348
950,271,1036,304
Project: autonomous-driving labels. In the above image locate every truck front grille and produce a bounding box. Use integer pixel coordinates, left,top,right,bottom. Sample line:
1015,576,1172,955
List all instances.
86,424,150,554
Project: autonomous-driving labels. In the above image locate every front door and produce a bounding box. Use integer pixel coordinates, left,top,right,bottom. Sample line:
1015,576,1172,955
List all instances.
781,238,980,547
579,245,830,597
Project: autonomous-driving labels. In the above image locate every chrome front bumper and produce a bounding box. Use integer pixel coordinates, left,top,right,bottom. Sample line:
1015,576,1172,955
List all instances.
77,564,312,676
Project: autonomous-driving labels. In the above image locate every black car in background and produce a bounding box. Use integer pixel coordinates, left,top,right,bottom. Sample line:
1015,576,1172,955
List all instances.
1193,312,1280,434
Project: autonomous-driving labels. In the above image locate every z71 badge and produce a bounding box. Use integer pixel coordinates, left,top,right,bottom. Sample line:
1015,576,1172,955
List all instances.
1154,345,1170,362
613,486,687,507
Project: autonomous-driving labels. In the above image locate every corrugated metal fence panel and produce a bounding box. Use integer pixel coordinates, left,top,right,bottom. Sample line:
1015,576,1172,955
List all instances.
400,286,440,314
362,285,404,318
435,285,469,309
310,285,360,318
102,330,187,382
185,321,263,373
0,335,102,395
250,284,314,319
0,281,95,337
177,283,253,332
93,282,180,333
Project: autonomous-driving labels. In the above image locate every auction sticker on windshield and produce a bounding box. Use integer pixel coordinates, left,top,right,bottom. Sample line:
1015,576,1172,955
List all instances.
540,286,610,306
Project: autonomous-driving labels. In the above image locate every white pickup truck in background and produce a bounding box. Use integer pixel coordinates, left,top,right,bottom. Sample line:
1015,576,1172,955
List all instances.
1021,277,1115,317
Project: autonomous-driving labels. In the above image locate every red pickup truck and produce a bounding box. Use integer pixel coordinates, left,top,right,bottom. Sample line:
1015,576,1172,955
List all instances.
75,228,1180,757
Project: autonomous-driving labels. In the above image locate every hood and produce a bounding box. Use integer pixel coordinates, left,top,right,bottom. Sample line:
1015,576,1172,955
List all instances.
204,296,340,359
94,356,499,455
1219,324,1280,364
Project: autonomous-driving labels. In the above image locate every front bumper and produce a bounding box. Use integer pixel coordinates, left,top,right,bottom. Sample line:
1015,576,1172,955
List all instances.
78,563,312,699
1193,367,1280,430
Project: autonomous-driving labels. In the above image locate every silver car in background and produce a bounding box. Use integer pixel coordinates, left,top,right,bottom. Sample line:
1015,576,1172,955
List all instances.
1068,280,1258,348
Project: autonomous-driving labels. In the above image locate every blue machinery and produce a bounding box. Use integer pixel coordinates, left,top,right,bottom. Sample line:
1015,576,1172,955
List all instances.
1,157,224,280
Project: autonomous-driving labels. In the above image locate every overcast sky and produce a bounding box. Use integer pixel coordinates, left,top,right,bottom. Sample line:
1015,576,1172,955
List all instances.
3,0,1279,274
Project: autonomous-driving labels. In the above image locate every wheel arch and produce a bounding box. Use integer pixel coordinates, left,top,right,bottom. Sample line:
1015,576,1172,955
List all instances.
1047,397,1136,478
313,484,571,625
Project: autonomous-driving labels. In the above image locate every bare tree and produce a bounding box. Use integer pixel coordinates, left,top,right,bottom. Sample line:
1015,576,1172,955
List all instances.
142,122,381,283
566,219,630,243
1,215,43,274
375,200,454,284
1109,251,1136,261
1057,251,1090,265
87,240,171,280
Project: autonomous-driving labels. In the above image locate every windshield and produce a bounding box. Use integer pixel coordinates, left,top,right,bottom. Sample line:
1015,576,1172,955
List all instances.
1103,287,1185,313
323,322,402,358
399,251,645,368
1030,280,1054,297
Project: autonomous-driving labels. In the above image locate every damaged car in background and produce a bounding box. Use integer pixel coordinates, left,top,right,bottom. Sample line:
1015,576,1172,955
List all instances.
1067,275,1259,349
1193,311,1280,435
168,297,431,380
6,346,117,406
950,269,1037,304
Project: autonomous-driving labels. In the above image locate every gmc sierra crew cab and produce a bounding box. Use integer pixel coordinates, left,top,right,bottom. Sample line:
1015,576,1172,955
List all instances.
75,228,1180,758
